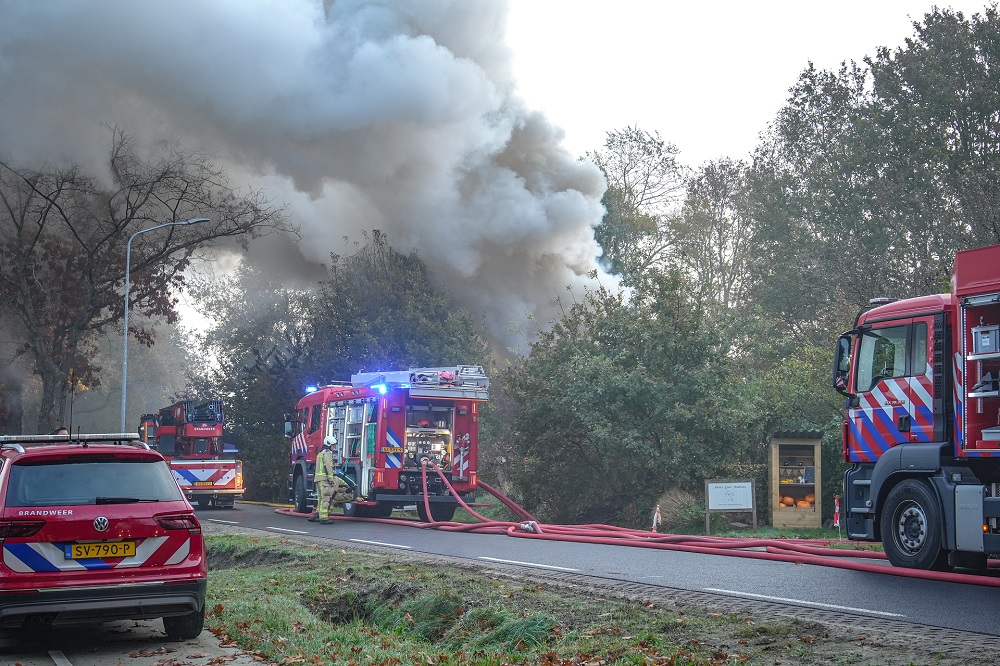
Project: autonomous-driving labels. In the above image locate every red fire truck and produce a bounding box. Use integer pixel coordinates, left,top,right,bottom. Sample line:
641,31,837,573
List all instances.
139,399,244,508
285,365,489,521
832,243,1000,569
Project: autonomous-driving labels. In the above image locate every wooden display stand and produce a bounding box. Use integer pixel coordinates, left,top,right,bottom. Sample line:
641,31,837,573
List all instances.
770,432,822,528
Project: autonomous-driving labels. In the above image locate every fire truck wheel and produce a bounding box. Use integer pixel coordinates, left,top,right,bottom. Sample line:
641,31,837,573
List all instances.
417,502,456,523
294,474,308,514
343,499,375,517
371,502,393,518
880,479,950,571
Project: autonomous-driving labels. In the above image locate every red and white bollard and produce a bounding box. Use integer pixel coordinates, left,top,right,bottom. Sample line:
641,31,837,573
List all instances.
834,494,842,540
651,504,662,532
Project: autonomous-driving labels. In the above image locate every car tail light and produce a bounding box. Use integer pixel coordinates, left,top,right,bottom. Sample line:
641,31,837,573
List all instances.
0,520,45,539
155,513,202,534
236,460,244,490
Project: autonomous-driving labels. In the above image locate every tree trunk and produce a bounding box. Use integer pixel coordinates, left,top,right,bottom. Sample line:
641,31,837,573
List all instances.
36,363,68,434
0,380,24,435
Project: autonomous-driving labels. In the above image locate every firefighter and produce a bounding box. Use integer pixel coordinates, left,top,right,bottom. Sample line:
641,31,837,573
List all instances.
309,435,349,524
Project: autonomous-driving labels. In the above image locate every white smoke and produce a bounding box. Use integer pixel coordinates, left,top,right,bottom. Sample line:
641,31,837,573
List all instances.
0,0,610,349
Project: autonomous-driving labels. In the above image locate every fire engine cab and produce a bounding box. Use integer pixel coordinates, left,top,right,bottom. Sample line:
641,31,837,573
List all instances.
832,243,1000,569
285,365,489,522
139,399,244,509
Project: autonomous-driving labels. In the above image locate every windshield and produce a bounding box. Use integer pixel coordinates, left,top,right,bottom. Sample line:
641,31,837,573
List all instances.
6,459,184,507
855,322,928,392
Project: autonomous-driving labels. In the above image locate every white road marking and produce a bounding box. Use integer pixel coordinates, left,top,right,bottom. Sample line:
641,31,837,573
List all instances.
479,556,580,572
350,539,412,549
49,650,73,666
267,526,310,534
204,518,240,524
703,588,905,618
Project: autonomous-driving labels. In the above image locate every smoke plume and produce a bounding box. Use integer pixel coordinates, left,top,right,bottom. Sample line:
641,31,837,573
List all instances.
0,0,610,350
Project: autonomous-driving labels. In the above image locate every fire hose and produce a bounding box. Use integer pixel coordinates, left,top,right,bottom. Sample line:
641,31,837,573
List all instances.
277,460,1000,587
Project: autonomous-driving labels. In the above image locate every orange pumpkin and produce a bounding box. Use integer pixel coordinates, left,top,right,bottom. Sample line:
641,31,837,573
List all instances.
796,500,811,508
781,496,795,507
805,493,816,503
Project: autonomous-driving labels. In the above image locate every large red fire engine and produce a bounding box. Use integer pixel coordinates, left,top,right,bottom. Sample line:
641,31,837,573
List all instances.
285,365,489,521
139,399,244,508
832,243,1000,569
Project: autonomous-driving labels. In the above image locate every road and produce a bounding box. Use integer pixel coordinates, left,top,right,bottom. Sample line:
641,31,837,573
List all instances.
4,501,1000,664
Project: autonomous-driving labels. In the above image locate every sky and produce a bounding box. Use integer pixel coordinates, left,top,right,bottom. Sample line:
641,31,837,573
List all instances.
506,1,993,165
0,0,994,352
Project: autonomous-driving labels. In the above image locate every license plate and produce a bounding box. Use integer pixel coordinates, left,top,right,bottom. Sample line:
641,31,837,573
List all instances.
66,541,136,559
195,481,215,486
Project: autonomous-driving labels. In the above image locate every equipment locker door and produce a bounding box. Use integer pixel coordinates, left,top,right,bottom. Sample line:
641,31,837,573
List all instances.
847,318,931,461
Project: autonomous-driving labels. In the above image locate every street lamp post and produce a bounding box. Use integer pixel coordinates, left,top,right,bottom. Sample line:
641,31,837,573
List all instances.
120,218,210,431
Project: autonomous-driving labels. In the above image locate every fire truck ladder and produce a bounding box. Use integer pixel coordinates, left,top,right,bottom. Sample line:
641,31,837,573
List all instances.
351,365,489,400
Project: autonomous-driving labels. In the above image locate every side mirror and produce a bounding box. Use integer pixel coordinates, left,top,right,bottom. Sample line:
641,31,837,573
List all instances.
832,334,853,397
283,414,293,439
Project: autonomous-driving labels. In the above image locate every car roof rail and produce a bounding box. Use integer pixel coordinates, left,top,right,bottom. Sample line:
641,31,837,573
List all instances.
0,433,150,453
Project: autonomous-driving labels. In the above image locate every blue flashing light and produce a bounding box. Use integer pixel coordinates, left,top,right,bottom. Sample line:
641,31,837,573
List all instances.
372,383,388,395
305,384,319,394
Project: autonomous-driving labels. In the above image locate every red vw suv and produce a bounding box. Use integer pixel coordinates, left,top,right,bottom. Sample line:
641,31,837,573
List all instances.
0,432,207,639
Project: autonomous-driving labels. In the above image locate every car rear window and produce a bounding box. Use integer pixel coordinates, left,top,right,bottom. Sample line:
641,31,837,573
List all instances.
5,458,184,506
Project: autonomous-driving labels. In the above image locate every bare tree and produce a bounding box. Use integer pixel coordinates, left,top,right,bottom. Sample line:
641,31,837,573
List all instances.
587,126,688,281
675,158,757,315
0,128,293,432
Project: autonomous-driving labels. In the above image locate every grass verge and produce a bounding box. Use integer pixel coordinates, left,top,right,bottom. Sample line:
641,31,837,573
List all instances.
204,534,946,665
